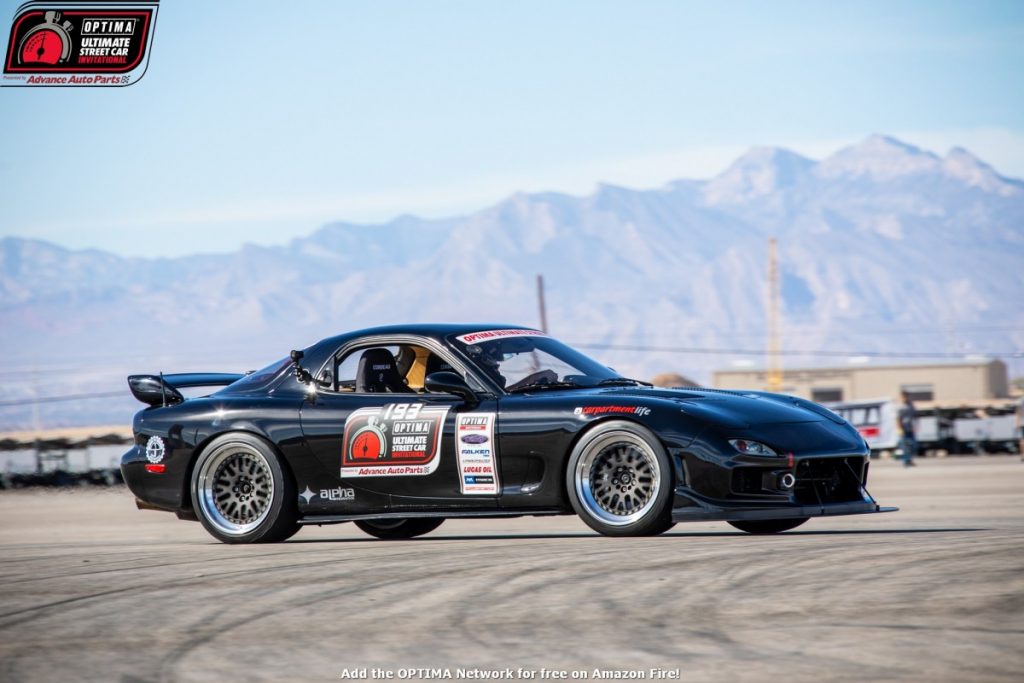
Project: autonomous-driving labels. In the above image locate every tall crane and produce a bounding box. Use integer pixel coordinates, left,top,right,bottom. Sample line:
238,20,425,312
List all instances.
766,237,783,392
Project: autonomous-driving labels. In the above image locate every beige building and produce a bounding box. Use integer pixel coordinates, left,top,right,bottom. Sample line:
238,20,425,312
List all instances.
713,359,1009,403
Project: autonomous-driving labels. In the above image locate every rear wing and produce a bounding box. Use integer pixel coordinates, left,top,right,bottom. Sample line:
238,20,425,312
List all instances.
127,373,245,407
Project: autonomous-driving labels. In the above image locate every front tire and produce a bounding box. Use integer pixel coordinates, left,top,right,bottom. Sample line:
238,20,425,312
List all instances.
728,518,809,534
354,518,444,539
566,421,674,536
191,433,300,544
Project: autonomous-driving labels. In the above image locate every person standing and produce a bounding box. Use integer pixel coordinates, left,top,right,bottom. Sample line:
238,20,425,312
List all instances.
1016,394,1024,462
898,391,917,467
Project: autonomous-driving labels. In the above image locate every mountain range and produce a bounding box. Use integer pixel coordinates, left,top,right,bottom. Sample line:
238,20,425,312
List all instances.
2,134,1022,429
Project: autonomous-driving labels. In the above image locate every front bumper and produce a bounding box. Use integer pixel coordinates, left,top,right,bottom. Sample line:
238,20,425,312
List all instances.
671,450,898,522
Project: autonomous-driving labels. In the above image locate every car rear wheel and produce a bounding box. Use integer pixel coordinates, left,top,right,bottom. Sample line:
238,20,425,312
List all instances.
354,518,444,540
191,433,300,544
567,421,674,536
728,518,809,534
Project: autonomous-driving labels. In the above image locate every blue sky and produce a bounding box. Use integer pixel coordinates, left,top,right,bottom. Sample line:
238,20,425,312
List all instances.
1,0,1023,256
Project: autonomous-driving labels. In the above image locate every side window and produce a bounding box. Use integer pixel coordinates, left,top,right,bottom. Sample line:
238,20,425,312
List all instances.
335,345,408,393
332,343,465,394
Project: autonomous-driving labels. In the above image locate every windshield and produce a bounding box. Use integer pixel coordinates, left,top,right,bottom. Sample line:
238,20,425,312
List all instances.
449,330,624,392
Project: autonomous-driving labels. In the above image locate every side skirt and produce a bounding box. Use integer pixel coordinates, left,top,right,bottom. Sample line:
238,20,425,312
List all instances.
300,508,568,525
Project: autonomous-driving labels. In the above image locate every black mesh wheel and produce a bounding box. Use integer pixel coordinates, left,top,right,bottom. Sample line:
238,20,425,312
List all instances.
566,420,674,537
191,433,299,544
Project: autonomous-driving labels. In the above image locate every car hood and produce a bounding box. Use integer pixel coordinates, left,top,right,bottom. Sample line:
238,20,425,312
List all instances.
587,386,843,429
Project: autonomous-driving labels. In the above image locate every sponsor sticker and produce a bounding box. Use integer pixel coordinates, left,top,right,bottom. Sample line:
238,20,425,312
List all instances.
145,435,165,463
573,405,652,418
455,329,546,344
299,485,354,503
2,1,158,87
456,412,499,495
320,486,355,502
341,403,449,478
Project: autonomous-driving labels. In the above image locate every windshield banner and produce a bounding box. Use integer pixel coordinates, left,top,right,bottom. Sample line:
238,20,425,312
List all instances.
455,329,546,344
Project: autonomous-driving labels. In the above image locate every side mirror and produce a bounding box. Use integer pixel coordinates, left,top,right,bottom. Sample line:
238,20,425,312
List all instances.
424,371,478,406
290,349,312,384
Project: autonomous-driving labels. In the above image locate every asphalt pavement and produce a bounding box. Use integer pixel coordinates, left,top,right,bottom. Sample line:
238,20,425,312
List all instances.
0,456,1021,683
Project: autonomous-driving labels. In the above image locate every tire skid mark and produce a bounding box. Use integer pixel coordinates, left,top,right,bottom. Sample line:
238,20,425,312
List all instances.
0,545,464,625
154,560,502,683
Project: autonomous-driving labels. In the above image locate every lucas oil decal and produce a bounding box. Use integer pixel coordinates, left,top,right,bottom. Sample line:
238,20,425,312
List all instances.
456,412,499,495
341,403,449,478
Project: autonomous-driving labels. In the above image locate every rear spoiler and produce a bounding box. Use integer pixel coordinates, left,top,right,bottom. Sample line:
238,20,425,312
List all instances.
127,373,245,407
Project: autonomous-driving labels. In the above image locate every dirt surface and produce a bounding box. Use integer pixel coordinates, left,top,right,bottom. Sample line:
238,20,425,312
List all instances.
0,456,1022,683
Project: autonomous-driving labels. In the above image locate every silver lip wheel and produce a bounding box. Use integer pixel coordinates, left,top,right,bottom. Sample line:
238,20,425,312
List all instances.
575,431,661,526
197,443,274,536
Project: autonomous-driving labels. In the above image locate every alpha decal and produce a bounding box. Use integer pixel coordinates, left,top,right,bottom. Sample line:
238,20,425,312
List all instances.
574,405,652,418
299,485,355,503
341,403,449,477
320,486,355,501
456,412,499,495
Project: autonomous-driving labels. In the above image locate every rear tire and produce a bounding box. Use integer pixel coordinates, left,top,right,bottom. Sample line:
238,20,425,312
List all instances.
566,420,674,537
355,518,444,539
191,433,300,544
728,518,809,534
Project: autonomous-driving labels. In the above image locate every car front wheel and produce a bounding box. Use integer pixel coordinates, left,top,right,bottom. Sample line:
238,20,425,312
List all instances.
191,433,300,544
567,421,674,536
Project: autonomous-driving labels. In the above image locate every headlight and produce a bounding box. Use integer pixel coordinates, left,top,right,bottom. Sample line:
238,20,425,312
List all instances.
728,439,777,456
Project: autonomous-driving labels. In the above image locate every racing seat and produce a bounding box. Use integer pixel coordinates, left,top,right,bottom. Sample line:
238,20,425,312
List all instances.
425,353,455,376
356,348,410,393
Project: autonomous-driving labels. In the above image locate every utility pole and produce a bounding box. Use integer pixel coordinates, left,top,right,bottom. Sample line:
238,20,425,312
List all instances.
766,238,783,392
536,274,549,333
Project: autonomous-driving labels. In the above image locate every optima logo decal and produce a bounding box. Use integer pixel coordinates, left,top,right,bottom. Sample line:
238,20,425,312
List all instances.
3,1,158,87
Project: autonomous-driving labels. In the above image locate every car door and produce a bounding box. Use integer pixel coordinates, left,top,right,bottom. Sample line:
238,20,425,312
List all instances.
299,336,500,512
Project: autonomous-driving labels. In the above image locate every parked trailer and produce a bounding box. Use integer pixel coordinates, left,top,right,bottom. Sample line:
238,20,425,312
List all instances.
826,398,1020,456
825,399,900,454
950,409,1018,454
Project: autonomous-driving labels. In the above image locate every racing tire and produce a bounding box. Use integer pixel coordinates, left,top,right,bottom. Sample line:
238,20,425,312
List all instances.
728,518,809,534
191,433,300,544
354,518,445,540
566,420,674,537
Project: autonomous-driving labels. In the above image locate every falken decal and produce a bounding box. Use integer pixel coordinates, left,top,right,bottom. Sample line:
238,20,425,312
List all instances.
574,405,652,418
341,403,449,478
456,412,499,495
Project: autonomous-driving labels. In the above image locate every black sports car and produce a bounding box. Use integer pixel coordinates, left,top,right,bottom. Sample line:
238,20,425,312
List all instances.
122,324,895,543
